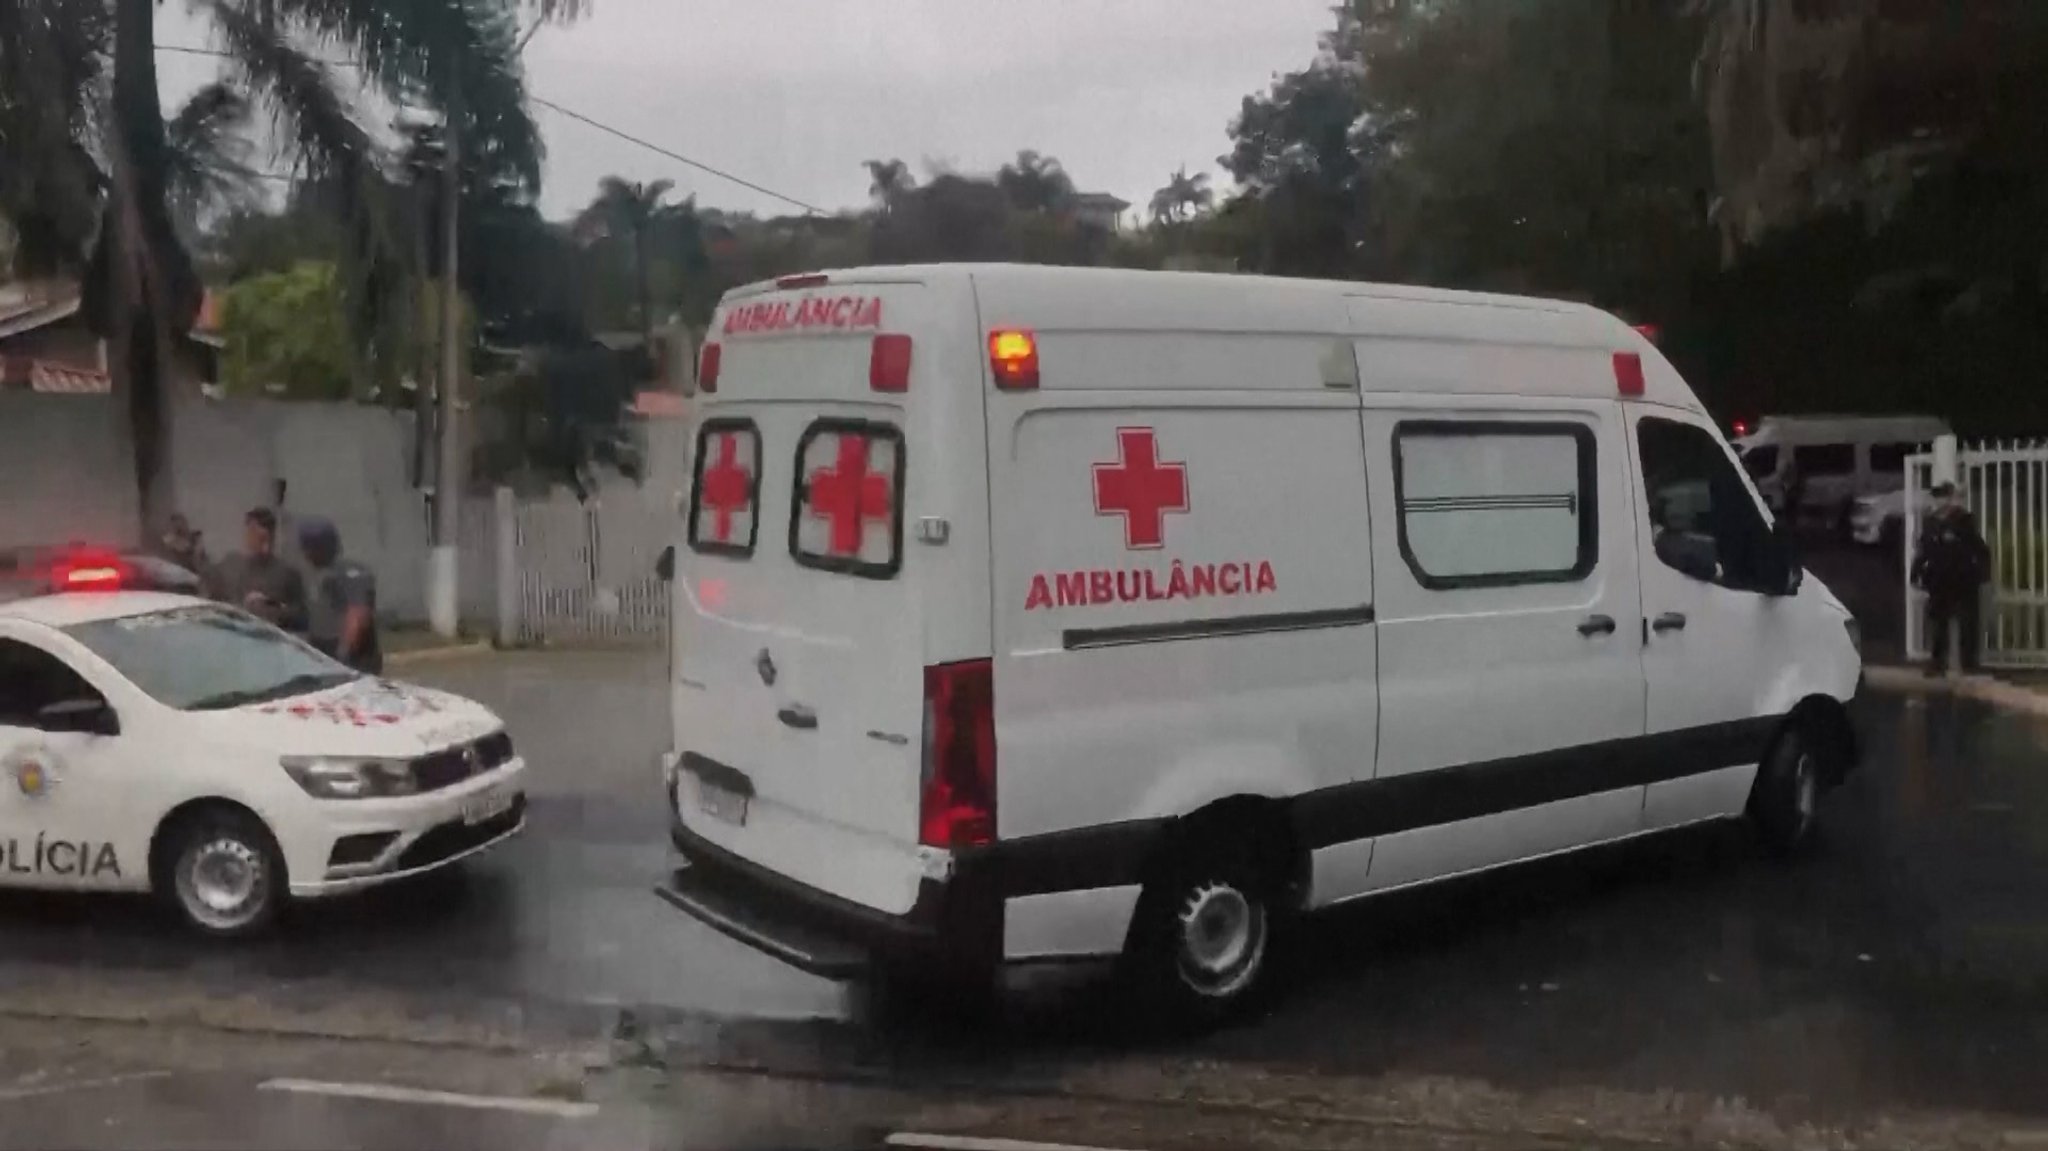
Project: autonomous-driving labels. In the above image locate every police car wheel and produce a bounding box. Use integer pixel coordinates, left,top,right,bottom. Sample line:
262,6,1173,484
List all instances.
1126,849,1276,1028
1751,724,1822,858
162,809,285,938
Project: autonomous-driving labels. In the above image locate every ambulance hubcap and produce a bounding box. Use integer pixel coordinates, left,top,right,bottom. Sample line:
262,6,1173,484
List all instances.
180,838,267,928
1792,752,1818,829
1176,883,1265,999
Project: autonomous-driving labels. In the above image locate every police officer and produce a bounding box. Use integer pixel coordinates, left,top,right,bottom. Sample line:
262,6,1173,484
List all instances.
211,507,309,635
1912,482,1991,676
298,518,383,674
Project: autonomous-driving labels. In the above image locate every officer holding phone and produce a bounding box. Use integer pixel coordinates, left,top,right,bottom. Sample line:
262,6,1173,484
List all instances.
208,507,308,636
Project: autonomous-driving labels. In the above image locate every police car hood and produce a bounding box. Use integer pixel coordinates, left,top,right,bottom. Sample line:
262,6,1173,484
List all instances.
202,676,502,756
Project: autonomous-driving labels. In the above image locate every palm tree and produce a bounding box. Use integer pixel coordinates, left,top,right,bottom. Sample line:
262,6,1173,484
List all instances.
1149,166,1215,226
0,0,106,278
996,150,1074,214
0,0,581,529
864,158,916,212
164,83,257,245
576,176,674,356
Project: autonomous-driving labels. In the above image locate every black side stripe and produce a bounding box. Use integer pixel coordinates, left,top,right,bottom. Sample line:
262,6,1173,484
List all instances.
984,717,1785,898
1063,604,1376,651
1293,716,1782,849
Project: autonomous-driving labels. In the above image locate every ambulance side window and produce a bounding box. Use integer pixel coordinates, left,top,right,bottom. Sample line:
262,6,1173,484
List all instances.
0,639,103,730
1392,421,1598,590
1637,417,1781,591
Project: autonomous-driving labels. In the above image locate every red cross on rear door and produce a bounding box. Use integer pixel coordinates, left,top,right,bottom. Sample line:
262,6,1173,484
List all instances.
796,424,901,571
1092,427,1189,550
692,422,758,552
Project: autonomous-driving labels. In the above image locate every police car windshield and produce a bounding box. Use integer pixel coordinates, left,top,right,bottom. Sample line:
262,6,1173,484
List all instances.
65,605,359,711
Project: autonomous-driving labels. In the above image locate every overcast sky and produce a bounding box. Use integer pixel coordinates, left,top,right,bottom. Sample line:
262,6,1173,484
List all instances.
153,0,1333,222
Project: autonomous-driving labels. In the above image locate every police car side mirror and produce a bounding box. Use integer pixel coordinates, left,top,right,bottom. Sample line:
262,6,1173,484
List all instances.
38,697,118,737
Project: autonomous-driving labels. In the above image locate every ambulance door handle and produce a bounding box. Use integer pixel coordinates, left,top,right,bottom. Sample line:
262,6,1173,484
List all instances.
777,704,818,731
1577,614,1617,637
1652,612,1688,634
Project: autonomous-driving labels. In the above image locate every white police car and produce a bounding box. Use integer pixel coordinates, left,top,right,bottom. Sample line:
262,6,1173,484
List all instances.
0,589,525,937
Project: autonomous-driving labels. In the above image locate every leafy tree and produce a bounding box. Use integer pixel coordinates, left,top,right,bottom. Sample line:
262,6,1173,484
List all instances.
0,0,582,530
217,260,358,400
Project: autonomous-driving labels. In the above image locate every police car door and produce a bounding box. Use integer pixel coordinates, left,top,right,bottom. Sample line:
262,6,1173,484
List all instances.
0,630,138,890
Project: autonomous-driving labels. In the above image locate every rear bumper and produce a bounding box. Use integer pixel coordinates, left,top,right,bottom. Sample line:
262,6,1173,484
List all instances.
659,812,1001,979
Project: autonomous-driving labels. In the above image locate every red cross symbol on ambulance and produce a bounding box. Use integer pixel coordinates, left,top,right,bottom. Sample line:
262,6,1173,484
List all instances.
698,432,754,543
807,436,892,556
1092,427,1189,550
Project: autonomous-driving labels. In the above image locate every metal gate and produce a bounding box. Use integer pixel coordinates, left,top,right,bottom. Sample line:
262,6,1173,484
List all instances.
508,481,674,644
1904,439,2048,668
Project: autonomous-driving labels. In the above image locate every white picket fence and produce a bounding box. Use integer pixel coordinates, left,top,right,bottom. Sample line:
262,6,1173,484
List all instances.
503,483,674,644
1903,438,2048,668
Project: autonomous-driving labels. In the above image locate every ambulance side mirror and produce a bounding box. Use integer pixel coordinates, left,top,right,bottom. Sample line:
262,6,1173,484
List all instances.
38,697,118,737
1768,519,1804,598
655,545,675,583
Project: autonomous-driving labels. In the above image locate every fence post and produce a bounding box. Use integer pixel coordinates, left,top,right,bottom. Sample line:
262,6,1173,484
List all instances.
1934,434,1959,488
494,485,517,648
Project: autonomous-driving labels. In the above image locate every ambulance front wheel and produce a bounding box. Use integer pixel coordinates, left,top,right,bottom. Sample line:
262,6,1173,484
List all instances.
155,804,287,939
1750,723,1823,858
1125,843,1280,1027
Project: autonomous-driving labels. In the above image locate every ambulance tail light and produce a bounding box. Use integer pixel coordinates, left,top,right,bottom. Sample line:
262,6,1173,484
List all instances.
989,329,1039,390
919,659,997,849
698,342,722,394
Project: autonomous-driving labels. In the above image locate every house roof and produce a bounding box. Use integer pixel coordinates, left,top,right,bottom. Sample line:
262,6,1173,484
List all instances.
1071,192,1132,211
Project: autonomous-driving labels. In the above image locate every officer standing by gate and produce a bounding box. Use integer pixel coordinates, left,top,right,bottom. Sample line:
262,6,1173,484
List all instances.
1913,482,1992,676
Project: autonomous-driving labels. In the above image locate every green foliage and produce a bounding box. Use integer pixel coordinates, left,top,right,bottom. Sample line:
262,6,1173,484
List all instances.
218,262,359,400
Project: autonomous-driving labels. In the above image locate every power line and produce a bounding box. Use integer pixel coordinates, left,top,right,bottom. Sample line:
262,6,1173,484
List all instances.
528,97,822,215
156,42,821,214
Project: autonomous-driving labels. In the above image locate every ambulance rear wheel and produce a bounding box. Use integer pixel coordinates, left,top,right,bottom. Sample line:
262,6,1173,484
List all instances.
1126,847,1277,1028
158,806,286,939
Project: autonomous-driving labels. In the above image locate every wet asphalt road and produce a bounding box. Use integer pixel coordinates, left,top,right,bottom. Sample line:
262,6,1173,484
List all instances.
3,647,2047,1125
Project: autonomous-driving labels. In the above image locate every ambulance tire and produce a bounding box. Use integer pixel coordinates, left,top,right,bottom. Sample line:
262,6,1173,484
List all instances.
1125,842,1279,1030
156,805,287,939
1750,723,1822,858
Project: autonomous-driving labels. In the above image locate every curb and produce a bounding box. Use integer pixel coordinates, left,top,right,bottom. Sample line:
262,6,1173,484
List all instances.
1864,665,2048,718
383,640,495,668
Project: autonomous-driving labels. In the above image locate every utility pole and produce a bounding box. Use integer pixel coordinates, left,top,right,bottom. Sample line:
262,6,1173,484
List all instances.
427,60,463,638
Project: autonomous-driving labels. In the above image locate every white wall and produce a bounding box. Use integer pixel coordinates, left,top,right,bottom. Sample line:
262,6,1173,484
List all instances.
0,392,470,624
0,393,140,551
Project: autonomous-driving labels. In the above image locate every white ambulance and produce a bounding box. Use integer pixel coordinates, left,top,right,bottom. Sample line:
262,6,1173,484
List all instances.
656,265,1863,1019
0,589,526,937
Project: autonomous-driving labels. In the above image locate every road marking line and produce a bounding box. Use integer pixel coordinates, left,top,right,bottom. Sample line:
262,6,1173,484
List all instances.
0,1071,172,1101
886,1135,1147,1151
257,1079,597,1120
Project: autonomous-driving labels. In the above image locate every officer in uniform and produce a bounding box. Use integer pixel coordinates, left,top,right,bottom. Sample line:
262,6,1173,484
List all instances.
297,518,383,674
1912,482,1991,676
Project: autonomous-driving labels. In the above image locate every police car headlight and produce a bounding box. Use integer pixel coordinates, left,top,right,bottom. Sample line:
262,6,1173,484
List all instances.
281,756,417,799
